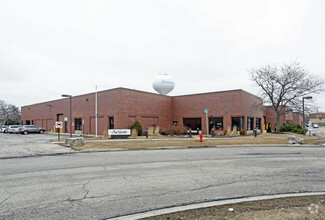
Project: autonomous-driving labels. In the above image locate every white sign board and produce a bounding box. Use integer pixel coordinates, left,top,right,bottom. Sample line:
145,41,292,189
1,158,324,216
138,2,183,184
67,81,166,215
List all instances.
55,121,63,128
64,117,68,121
108,129,131,136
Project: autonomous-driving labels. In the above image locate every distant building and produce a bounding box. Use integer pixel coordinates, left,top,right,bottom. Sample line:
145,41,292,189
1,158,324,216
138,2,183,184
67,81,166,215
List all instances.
21,87,302,135
309,112,325,126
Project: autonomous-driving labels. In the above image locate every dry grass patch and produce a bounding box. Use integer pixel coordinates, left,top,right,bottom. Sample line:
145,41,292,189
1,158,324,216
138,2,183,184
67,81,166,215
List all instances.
143,195,325,220
51,132,325,150
71,136,325,151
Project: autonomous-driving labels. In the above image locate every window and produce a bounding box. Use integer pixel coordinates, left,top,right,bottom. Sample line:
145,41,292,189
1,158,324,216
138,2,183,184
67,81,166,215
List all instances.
232,117,244,130
26,120,30,125
75,118,82,130
209,117,223,130
109,117,114,129
256,118,261,129
173,121,178,126
183,118,202,130
247,117,254,131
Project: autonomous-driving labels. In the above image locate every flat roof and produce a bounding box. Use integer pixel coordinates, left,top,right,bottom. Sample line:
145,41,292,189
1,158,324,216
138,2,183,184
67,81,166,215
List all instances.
21,87,261,108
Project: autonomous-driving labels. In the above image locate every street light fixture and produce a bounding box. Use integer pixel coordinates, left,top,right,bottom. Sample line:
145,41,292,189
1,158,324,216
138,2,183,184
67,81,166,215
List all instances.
62,94,72,137
302,96,312,136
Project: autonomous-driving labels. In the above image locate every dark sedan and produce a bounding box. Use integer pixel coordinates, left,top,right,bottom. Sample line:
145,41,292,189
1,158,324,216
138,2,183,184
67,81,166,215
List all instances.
19,125,45,134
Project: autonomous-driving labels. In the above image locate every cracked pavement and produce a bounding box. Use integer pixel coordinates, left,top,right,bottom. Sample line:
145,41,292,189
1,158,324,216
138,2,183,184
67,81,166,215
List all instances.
0,146,325,219
0,133,75,158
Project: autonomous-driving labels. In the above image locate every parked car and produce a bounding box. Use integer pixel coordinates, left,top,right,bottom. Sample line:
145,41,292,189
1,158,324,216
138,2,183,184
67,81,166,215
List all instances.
0,125,8,133
313,123,319,128
7,125,22,134
3,126,10,133
19,125,45,134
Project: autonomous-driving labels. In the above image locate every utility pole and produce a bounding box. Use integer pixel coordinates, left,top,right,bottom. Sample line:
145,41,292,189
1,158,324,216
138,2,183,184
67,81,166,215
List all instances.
302,96,312,136
95,85,98,138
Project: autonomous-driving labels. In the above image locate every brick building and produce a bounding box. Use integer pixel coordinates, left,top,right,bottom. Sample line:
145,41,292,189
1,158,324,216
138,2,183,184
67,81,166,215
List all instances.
21,87,301,135
263,106,303,131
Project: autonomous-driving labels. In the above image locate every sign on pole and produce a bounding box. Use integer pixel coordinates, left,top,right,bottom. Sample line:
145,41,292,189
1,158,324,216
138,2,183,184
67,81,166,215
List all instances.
55,121,63,128
55,121,63,141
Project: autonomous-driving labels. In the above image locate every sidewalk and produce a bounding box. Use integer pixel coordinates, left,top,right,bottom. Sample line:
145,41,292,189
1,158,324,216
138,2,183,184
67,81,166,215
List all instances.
1,132,324,159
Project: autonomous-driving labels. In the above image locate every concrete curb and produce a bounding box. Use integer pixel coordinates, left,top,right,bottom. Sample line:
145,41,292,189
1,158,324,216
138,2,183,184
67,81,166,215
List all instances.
0,144,323,160
108,192,325,220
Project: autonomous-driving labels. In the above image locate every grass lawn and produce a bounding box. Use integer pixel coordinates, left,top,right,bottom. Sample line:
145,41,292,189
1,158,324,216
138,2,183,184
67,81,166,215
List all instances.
142,195,325,220
62,132,325,151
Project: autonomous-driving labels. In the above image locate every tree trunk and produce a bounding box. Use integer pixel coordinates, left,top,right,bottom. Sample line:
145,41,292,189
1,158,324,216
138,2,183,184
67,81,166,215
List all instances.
276,113,280,133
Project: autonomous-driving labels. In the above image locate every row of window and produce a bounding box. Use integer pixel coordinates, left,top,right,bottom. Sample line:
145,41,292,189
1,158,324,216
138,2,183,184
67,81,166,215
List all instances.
25,117,115,131
183,117,263,131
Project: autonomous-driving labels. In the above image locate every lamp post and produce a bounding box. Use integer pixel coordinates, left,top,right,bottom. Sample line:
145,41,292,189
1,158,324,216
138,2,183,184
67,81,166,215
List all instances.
204,109,209,137
62,94,72,137
95,85,98,138
302,96,312,136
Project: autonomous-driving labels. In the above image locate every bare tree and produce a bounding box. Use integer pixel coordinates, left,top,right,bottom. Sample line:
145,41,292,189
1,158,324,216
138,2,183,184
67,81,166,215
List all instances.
7,104,21,123
0,100,21,125
0,100,8,125
250,62,324,132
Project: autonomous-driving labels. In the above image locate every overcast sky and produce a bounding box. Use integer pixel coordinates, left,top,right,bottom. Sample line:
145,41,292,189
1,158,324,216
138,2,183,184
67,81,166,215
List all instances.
1,0,324,112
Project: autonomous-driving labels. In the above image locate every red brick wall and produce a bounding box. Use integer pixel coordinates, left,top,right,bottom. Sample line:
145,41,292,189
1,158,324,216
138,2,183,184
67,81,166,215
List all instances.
21,88,173,135
172,90,263,134
22,88,296,135
292,112,303,126
116,89,173,131
263,106,303,131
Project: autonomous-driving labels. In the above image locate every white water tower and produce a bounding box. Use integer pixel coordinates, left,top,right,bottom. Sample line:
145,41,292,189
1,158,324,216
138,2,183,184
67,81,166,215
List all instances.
152,74,175,95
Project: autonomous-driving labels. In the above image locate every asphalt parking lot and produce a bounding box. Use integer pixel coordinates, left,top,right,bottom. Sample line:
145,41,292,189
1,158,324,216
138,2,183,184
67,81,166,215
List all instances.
309,125,325,138
0,133,75,158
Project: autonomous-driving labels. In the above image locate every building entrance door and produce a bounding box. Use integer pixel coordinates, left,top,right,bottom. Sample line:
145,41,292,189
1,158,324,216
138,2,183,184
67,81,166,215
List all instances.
75,118,82,131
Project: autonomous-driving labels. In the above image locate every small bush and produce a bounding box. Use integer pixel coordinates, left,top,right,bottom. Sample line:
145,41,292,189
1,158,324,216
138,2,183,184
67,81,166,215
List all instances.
280,121,303,134
130,129,138,138
225,127,231,136
154,126,160,135
103,130,108,138
148,127,155,136
240,129,245,135
131,121,142,136
231,126,238,136
160,124,188,135
5,119,19,125
214,128,224,136
148,126,160,136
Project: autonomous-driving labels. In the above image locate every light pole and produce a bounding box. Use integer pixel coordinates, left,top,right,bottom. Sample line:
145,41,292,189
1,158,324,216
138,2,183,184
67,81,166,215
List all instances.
95,85,98,138
302,96,312,136
204,109,209,137
62,94,72,137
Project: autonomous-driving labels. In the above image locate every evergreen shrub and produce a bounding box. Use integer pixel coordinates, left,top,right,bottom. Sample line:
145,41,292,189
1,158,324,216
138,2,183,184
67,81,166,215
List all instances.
131,121,143,136
280,121,304,134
